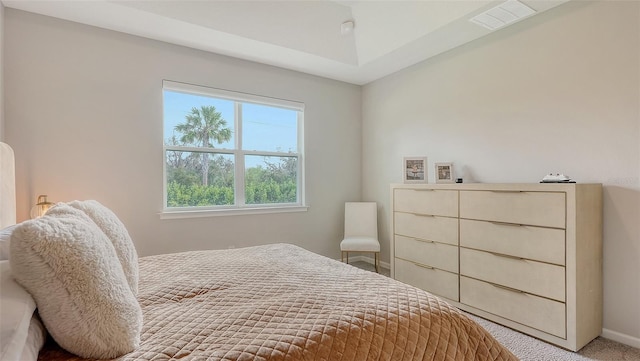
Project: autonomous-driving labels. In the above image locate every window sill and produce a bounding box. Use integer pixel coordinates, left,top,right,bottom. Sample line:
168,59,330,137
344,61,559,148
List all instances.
159,205,309,219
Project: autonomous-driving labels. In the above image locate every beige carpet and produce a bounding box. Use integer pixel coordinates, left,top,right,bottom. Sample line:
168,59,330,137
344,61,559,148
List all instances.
467,313,640,361
350,261,640,361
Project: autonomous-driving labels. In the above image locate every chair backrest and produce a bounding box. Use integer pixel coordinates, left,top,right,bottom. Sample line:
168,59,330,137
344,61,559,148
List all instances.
344,202,378,239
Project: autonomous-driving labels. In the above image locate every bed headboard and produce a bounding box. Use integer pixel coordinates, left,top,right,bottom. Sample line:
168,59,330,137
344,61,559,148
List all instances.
0,142,16,228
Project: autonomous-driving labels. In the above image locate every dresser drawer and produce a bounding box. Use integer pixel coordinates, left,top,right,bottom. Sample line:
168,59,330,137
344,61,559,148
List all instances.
395,258,459,301
394,189,458,217
461,276,566,338
395,235,458,273
460,219,565,265
394,212,458,246
460,191,566,228
460,248,565,302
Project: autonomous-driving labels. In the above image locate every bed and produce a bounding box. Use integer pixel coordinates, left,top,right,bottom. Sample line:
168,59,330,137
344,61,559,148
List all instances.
0,142,517,361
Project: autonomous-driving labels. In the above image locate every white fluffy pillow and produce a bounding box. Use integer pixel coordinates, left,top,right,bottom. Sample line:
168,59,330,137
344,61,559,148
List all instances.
9,204,142,359
67,200,139,295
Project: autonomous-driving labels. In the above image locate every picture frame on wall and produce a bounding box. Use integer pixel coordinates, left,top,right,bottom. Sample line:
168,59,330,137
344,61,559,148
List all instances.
435,162,454,183
403,157,428,183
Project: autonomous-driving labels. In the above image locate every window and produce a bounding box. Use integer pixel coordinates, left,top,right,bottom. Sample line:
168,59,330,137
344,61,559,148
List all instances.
162,80,305,216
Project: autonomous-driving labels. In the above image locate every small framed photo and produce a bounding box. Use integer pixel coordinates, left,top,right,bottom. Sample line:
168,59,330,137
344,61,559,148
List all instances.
435,162,454,183
403,157,428,183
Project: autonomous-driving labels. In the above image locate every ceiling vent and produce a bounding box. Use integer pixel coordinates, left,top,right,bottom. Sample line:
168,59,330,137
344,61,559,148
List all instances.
470,0,536,31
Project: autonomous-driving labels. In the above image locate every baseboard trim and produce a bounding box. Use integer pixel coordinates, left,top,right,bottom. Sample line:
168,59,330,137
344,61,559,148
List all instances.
601,328,640,349
343,254,390,270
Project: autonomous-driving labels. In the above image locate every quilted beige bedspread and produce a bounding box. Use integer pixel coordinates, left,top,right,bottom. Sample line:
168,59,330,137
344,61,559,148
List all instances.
39,244,517,361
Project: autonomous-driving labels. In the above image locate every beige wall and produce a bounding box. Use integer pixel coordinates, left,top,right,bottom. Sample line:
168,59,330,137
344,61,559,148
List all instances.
4,9,362,259
362,1,639,346
0,3,4,141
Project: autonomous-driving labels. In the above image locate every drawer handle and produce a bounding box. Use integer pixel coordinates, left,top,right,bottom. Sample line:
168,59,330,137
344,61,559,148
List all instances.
412,189,435,192
410,212,435,217
413,263,434,270
489,251,524,261
414,238,434,243
491,283,526,294
490,190,523,193
490,221,523,227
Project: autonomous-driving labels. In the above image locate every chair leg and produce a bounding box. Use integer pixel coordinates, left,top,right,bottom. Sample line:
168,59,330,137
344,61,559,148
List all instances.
374,252,379,273
341,251,350,264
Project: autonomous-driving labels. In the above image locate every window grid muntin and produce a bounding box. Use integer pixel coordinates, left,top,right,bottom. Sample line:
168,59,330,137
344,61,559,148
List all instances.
162,81,304,212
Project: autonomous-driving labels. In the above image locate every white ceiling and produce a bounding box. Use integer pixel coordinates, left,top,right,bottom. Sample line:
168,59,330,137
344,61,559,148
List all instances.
2,0,569,85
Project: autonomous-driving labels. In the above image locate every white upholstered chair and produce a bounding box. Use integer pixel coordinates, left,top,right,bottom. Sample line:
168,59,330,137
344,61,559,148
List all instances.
340,202,380,273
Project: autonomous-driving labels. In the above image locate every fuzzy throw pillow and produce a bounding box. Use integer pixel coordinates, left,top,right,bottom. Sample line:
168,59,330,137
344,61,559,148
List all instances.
9,204,142,359
67,200,139,295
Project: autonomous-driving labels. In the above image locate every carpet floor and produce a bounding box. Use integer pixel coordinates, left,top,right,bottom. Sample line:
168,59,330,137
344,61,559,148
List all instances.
349,261,640,361
467,313,640,361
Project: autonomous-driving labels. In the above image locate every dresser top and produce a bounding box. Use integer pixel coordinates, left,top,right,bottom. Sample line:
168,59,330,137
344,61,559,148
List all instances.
391,183,602,192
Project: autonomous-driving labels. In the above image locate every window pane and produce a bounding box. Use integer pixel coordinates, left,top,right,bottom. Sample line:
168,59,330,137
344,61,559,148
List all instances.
242,103,297,152
245,155,297,205
166,150,234,207
163,81,305,212
164,91,235,150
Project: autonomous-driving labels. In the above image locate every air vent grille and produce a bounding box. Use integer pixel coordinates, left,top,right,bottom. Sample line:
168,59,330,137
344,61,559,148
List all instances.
470,0,536,31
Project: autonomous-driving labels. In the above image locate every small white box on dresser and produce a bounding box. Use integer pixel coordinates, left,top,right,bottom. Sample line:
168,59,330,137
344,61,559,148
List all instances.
390,183,602,351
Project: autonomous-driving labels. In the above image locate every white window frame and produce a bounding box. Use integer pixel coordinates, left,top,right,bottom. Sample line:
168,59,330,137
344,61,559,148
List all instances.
161,80,307,218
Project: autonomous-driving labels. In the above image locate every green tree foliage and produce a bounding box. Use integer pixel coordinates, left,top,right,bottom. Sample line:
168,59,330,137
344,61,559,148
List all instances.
167,181,234,207
245,157,297,204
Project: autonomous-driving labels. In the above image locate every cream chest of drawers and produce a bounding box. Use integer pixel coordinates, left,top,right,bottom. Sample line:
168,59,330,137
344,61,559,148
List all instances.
390,183,602,351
